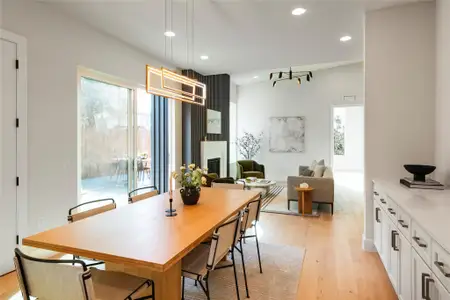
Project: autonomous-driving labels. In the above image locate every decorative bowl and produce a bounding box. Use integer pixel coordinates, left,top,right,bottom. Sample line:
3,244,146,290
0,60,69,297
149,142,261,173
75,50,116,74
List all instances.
246,177,257,183
403,164,436,182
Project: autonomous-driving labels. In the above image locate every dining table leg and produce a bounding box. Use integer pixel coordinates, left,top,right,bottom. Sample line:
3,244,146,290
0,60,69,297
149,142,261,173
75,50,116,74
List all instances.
106,261,182,300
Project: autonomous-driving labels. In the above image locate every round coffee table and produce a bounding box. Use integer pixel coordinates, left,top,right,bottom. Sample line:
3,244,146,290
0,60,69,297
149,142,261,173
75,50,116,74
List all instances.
244,179,276,195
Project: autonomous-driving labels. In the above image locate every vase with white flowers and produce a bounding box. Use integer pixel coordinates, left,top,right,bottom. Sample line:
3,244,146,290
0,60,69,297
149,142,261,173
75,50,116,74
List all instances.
171,163,207,205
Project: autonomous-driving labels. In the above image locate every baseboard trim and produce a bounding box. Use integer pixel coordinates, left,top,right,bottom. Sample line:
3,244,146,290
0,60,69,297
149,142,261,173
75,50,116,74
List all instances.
362,234,376,252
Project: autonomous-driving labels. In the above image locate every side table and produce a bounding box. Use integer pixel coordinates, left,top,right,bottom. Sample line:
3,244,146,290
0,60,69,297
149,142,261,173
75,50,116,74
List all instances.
294,187,314,216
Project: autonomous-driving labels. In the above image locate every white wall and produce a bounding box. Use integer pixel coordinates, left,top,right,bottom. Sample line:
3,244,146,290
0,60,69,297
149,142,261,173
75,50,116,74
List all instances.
2,0,175,235
333,106,364,171
435,0,450,185
237,63,363,182
229,82,238,178
364,2,435,250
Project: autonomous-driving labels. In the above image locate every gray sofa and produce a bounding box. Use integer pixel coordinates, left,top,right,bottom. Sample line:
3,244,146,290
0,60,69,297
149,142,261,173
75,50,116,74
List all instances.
287,165,335,214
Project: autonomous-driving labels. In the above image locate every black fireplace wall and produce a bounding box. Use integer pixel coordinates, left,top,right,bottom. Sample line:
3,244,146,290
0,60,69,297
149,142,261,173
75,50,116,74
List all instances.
182,70,230,176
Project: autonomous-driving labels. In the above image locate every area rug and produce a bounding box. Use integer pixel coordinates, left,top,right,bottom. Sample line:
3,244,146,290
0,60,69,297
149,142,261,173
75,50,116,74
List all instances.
260,185,285,207
184,242,304,300
261,187,324,216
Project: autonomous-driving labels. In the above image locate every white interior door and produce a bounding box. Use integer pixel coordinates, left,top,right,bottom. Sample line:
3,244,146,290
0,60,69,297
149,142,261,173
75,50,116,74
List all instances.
0,38,18,275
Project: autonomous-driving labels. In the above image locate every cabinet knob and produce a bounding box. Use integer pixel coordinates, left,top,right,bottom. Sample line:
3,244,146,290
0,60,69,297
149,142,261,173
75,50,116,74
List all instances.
380,198,386,204
398,219,409,228
434,261,450,278
413,236,427,248
387,208,396,215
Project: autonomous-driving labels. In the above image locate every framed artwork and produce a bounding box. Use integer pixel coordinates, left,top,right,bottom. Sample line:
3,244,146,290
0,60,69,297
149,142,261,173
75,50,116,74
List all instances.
207,109,221,134
269,116,305,152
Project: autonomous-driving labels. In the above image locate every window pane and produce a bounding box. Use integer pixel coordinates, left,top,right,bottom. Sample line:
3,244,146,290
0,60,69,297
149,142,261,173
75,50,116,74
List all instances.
80,77,130,205
136,88,152,188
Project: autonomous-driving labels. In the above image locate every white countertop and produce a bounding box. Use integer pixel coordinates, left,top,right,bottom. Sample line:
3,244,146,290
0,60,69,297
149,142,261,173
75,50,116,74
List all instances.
374,179,450,253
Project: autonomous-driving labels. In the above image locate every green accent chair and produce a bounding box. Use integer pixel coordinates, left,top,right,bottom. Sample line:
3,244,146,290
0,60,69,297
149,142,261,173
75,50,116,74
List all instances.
237,160,265,179
202,173,219,187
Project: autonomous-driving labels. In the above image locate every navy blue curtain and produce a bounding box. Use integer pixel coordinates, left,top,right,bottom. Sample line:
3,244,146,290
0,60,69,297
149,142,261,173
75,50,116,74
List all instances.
150,95,169,193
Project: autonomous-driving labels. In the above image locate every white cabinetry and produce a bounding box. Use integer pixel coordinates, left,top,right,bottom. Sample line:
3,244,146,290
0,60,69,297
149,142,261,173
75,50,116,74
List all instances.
398,231,411,300
373,182,450,300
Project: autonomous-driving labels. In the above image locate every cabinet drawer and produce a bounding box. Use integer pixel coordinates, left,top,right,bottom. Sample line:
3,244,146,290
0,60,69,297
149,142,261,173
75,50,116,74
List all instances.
386,197,398,223
412,220,432,267
432,241,450,293
396,206,411,242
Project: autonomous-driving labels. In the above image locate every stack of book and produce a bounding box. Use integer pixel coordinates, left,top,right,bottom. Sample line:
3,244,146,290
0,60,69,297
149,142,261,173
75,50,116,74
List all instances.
400,177,444,190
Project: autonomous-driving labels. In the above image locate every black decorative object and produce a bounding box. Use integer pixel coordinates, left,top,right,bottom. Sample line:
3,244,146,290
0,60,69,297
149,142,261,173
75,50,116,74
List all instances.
269,67,313,87
404,164,436,182
165,192,177,217
180,186,201,205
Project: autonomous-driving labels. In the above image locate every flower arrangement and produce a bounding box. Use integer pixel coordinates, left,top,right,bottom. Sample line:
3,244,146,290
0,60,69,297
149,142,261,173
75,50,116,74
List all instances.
171,163,208,188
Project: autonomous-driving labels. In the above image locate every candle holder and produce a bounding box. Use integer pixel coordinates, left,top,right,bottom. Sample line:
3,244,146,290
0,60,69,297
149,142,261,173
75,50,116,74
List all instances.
165,191,177,217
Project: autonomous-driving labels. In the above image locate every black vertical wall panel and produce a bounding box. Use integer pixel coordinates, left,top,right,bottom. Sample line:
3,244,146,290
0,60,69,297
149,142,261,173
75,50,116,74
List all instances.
181,70,230,176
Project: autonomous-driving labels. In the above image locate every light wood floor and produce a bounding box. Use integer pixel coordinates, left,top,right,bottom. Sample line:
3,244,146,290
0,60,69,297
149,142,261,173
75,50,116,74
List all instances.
0,173,396,300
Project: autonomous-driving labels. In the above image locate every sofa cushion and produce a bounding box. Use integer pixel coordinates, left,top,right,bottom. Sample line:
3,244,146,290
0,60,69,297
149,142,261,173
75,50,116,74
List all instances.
313,165,326,177
243,171,264,179
300,168,314,176
309,160,317,171
309,159,325,171
323,167,333,178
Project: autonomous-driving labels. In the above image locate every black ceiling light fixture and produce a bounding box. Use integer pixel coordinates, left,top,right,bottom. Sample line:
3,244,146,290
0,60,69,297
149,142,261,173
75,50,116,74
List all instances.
270,68,314,87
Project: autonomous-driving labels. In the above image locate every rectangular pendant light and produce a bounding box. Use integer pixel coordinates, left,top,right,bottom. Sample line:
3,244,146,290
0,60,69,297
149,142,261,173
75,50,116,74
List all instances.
146,65,206,106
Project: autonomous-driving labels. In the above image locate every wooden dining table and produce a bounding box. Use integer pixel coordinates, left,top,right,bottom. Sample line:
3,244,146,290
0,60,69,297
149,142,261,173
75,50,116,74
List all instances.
22,187,260,300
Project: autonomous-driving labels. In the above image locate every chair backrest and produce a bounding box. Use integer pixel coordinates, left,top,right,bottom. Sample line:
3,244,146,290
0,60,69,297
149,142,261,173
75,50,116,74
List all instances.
128,186,159,204
207,212,241,270
68,198,116,223
237,160,255,172
211,182,244,190
14,248,95,300
242,197,262,232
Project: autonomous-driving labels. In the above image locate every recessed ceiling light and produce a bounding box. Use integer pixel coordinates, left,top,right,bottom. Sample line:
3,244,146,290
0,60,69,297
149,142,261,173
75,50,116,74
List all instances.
200,55,209,60
164,31,175,37
292,8,306,16
340,35,352,42
253,76,259,79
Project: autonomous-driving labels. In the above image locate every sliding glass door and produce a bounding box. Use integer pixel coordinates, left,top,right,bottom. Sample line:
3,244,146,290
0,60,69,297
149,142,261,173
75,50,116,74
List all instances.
80,77,133,205
79,73,169,206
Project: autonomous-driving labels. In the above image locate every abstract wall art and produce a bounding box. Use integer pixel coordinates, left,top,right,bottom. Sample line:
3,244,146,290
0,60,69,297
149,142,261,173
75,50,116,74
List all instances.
269,116,305,153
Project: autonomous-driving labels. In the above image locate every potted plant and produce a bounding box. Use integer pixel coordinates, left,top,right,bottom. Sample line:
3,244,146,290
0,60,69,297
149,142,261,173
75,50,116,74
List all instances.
172,164,207,205
236,131,263,160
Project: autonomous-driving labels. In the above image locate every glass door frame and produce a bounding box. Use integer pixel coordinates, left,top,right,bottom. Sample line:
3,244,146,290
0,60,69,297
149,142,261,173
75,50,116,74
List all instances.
77,67,144,204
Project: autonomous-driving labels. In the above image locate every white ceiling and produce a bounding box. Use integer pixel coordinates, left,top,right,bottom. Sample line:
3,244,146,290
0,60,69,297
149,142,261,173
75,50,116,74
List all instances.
39,0,423,84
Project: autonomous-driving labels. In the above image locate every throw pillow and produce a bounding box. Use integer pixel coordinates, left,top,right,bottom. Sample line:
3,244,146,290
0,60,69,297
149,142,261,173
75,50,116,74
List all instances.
309,160,317,171
300,169,314,176
313,165,326,178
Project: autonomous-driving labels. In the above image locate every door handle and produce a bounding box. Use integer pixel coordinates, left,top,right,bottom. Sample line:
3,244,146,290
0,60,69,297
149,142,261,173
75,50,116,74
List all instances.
398,219,409,228
422,273,431,299
375,208,380,223
434,261,450,278
387,208,396,215
413,236,427,248
391,231,399,251
425,277,434,300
